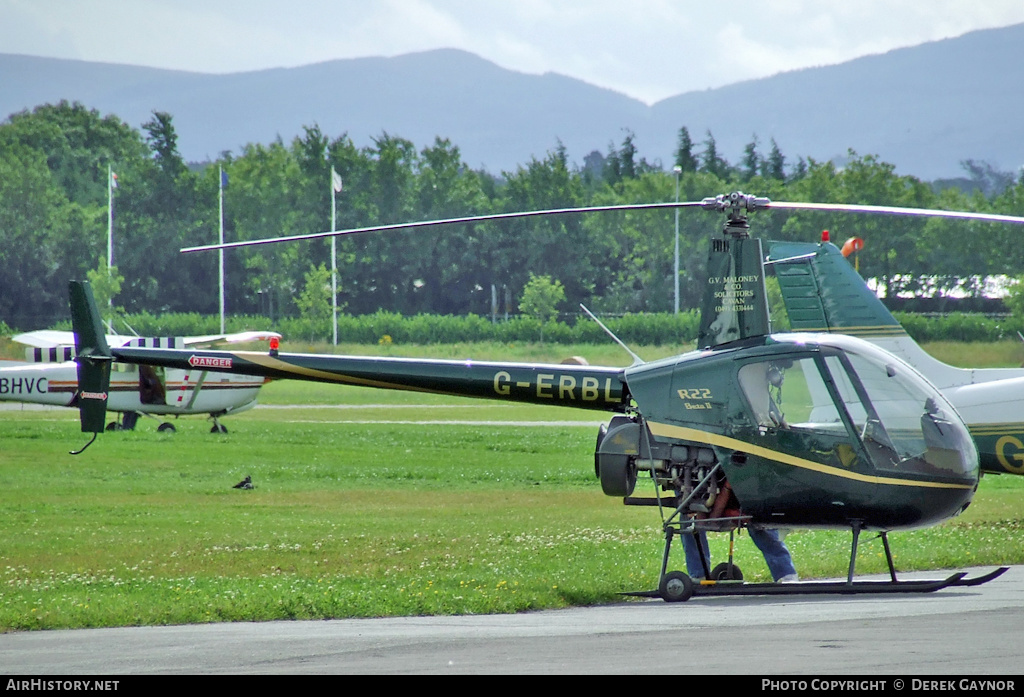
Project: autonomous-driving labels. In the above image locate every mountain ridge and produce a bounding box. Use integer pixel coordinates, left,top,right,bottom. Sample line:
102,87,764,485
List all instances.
2,23,1022,179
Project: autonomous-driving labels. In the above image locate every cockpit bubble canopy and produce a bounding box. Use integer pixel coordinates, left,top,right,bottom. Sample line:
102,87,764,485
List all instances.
749,333,979,482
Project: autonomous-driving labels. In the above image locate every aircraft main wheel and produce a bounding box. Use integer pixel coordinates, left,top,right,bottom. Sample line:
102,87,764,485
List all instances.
210,424,227,434
710,562,743,581
658,571,694,603
106,422,119,432
121,412,139,431
157,422,176,433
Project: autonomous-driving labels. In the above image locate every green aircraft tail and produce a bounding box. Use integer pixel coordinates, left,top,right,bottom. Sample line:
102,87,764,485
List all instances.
68,281,112,450
766,240,906,337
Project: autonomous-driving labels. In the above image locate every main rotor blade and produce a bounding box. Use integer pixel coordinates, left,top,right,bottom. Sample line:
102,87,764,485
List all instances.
180,201,709,253
767,200,1024,225
181,193,1024,254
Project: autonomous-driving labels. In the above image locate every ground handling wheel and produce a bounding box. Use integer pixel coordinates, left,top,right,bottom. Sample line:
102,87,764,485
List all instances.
658,571,694,602
710,562,743,581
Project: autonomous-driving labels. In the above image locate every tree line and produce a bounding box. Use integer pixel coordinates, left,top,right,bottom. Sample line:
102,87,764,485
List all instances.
2,100,1023,331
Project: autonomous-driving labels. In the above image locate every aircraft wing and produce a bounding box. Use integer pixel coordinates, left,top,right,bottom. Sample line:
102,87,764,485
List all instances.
12,330,80,349
14,329,281,351
14,330,142,349
183,331,282,348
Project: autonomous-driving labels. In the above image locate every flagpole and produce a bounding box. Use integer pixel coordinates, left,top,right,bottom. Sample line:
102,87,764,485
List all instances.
219,164,225,334
107,165,114,272
331,168,340,346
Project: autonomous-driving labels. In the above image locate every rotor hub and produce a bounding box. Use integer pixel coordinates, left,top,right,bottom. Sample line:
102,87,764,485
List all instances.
701,191,771,217
701,192,771,238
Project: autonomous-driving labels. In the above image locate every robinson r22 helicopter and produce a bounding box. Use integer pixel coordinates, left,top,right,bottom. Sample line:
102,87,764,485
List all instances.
68,191,1020,602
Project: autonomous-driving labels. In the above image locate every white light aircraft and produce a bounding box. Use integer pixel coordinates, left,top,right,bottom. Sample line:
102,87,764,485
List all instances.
0,330,280,433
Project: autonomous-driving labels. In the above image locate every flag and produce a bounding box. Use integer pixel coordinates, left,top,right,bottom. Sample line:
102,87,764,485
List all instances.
221,169,229,189
110,171,118,189
331,168,343,193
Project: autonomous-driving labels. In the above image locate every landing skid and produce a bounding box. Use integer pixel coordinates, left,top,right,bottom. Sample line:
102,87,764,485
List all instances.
636,462,1008,602
626,567,1008,600
646,493,1009,601
946,566,1009,587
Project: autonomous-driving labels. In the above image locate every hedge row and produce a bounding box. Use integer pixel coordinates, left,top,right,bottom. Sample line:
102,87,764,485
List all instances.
55,310,1020,346
54,310,702,346
893,312,1022,343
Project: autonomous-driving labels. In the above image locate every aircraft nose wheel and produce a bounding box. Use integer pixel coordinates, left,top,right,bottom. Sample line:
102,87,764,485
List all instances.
658,571,694,602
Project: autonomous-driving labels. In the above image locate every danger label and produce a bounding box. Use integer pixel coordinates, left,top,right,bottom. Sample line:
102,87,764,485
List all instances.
188,355,232,369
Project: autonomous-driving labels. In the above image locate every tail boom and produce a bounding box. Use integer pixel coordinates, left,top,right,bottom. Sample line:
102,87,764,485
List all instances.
110,346,628,411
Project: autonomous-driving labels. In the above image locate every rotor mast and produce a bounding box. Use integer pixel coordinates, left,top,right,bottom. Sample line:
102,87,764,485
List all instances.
696,192,772,348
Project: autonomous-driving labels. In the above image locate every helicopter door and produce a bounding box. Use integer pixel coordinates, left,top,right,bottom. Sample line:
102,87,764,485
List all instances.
729,355,865,522
737,356,861,468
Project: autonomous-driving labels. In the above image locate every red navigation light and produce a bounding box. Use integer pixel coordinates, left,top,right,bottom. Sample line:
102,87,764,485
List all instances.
269,336,280,356
821,229,830,243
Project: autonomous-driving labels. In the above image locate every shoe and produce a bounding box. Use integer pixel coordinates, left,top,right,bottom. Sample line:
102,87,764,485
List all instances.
777,573,799,583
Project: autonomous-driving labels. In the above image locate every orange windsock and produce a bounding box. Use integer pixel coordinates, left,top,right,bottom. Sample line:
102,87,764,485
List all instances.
841,237,865,257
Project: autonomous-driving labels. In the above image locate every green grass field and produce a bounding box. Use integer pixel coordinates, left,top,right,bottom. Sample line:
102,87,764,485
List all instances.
2,341,1023,632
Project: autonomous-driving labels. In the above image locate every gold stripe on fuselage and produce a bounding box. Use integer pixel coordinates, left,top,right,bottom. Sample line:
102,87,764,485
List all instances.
791,326,906,337
647,421,974,490
235,352,455,394
969,423,1024,437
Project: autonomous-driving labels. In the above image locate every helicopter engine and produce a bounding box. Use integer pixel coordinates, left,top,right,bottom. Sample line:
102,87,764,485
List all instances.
595,415,721,508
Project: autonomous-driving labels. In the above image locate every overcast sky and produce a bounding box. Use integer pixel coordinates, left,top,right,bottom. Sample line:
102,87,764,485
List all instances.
4,0,1024,104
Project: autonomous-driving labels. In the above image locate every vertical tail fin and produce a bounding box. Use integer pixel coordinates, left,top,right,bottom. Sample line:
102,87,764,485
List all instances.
69,281,111,451
766,240,967,388
767,240,904,336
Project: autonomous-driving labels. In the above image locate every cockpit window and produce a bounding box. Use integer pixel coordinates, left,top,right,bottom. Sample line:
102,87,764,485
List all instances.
824,355,868,427
738,357,843,432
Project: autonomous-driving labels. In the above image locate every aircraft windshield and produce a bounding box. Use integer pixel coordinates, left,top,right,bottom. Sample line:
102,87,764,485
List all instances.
826,348,978,480
739,338,978,481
